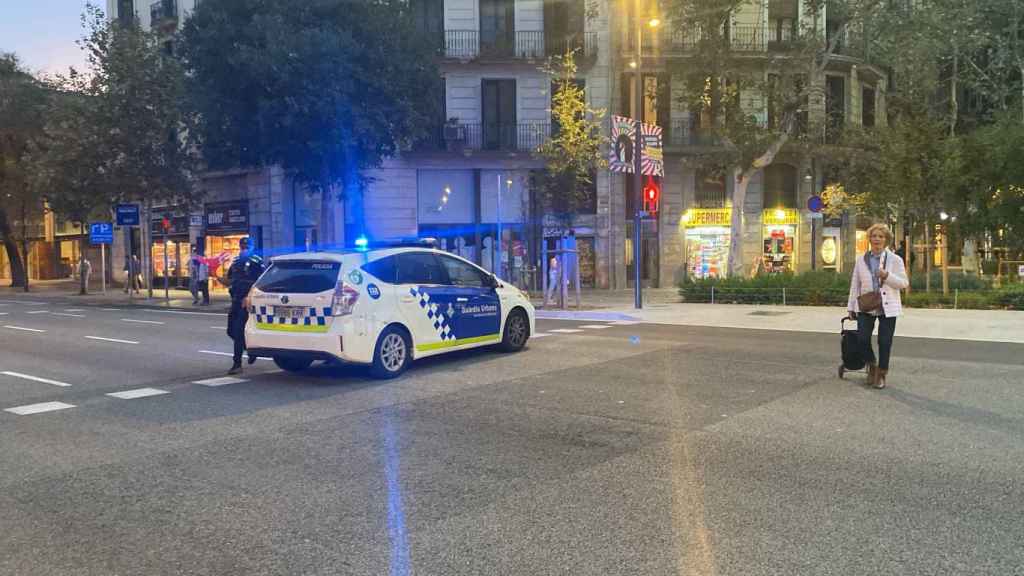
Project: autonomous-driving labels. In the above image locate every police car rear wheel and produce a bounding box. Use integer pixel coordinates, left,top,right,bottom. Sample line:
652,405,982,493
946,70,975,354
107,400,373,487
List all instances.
500,309,529,352
371,327,410,379
273,356,314,373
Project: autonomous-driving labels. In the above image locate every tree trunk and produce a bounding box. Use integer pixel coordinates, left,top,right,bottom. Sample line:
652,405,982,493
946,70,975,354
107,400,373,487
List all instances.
728,167,749,278
0,209,28,288
19,201,29,292
950,44,959,137
79,223,88,295
924,221,932,293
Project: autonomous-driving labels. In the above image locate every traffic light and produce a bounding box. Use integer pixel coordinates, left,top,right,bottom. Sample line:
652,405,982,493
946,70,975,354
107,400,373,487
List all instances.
642,176,661,216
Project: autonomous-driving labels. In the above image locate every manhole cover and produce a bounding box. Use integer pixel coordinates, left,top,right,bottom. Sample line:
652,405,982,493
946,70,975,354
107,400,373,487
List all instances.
748,310,792,316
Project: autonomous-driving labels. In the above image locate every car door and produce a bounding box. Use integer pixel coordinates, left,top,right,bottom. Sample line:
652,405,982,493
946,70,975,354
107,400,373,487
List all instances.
394,251,455,353
437,254,501,346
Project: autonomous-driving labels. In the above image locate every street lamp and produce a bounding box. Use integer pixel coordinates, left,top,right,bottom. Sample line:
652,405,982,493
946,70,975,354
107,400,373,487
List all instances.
632,4,660,309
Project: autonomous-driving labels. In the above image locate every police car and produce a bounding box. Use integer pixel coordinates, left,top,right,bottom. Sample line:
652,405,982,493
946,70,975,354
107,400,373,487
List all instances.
244,240,535,378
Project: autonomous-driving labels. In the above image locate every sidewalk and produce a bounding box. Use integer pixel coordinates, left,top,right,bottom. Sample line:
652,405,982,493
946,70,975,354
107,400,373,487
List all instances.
0,279,232,310
533,287,1024,344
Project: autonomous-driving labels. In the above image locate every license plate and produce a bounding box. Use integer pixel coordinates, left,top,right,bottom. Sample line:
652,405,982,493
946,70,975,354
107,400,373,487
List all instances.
275,306,305,319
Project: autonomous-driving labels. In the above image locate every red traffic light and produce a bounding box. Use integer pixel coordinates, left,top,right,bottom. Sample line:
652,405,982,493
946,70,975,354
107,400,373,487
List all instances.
642,176,660,214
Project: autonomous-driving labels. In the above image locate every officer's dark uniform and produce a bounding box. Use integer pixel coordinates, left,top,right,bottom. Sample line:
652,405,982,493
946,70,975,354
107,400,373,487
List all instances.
226,252,264,369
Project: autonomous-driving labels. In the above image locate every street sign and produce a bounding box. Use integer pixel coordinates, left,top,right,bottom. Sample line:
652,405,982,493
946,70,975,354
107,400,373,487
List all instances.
89,222,113,245
807,195,824,213
115,203,140,226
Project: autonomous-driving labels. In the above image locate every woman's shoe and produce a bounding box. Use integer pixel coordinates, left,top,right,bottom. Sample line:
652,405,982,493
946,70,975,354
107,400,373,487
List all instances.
866,363,877,387
875,369,887,389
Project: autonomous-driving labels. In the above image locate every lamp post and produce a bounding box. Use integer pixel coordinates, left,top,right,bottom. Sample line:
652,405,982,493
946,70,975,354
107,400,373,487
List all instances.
632,6,660,309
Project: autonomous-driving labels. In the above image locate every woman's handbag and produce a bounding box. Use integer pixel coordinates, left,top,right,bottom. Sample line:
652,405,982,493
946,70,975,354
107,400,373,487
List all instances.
856,252,887,312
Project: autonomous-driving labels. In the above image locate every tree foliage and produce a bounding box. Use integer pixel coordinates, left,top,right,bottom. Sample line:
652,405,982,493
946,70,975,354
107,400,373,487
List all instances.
532,50,608,228
0,54,48,288
179,0,442,244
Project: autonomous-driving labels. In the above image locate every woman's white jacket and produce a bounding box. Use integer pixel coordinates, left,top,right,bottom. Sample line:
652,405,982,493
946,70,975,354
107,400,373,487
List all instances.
847,249,909,317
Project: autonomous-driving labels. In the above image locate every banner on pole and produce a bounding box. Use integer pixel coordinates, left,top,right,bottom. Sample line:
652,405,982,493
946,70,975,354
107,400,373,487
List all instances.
608,115,663,176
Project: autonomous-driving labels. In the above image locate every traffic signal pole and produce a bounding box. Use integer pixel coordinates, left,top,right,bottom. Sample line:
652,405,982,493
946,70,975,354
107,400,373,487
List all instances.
633,4,644,310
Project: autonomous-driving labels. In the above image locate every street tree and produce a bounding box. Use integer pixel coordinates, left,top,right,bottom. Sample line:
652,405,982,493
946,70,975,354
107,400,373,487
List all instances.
664,0,883,276
532,50,608,231
0,54,48,290
179,0,442,246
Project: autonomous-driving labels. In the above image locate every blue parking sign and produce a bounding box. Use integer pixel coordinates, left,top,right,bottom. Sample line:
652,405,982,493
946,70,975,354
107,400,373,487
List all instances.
115,203,140,226
89,222,113,245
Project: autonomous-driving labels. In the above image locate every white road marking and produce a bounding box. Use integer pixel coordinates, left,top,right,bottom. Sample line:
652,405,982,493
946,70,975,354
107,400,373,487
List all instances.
210,326,224,330
51,312,85,318
580,325,612,330
0,300,46,305
150,309,226,317
0,312,8,316
25,310,49,315
64,309,85,312
611,321,641,326
106,387,170,400
121,318,165,325
193,376,248,387
3,325,46,333
1,371,72,387
101,308,121,311
4,402,76,416
85,335,139,345
199,349,270,361
531,333,551,338
548,328,584,334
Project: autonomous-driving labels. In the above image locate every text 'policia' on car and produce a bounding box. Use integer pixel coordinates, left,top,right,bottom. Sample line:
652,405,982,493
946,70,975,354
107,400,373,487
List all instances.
244,238,535,378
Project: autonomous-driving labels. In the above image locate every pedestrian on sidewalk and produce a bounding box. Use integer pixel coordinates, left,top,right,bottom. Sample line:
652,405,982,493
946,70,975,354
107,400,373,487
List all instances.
77,255,91,295
188,248,200,304
847,223,908,389
226,238,264,374
195,253,210,306
545,254,561,305
123,255,141,294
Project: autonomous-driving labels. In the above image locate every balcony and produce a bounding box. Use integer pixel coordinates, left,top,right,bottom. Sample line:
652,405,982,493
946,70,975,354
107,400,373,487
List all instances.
629,24,774,56
444,30,597,61
149,0,177,32
417,122,551,152
665,115,721,148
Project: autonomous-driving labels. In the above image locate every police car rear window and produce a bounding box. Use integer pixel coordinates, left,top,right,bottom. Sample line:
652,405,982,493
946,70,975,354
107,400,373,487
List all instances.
254,261,341,293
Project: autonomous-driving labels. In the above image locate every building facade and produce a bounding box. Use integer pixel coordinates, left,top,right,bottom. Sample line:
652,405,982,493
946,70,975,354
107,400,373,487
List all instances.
88,0,885,293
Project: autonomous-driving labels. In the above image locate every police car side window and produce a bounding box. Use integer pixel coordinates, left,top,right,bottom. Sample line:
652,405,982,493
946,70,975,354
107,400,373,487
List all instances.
362,256,397,284
438,255,486,288
396,252,448,285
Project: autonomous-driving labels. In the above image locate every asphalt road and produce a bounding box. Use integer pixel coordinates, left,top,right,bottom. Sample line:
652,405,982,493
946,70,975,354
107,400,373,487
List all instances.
1,295,1023,576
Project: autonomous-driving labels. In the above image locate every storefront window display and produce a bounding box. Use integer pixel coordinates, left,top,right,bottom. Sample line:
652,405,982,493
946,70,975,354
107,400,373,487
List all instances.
205,234,248,290
681,208,731,279
856,229,869,255
762,208,799,274
821,226,841,270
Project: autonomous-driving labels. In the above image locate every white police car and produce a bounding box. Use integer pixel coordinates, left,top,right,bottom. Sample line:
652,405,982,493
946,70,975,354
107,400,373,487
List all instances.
244,240,535,378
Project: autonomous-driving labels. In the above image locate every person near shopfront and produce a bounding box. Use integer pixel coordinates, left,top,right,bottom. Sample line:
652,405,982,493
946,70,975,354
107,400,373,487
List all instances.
188,248,200,304
189,248,211,306
226,238,263,374
123,255,141,294
847,223,909,389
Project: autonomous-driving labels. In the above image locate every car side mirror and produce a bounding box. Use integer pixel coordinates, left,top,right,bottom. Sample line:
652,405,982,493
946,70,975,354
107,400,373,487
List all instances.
484,274,499,289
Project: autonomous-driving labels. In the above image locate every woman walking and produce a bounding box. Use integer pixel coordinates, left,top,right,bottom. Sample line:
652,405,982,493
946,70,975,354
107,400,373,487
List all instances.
847,223,909,388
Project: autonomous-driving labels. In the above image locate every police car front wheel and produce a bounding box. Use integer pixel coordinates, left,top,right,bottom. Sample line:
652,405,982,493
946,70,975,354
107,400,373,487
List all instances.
500,309,529,352
371,326,411,379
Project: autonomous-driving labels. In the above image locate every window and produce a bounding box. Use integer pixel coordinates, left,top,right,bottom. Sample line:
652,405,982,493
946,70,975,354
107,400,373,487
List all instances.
396,252,447,285
254,261,340,294
480,0,515,56
362,256,397,284
482,79,517,150
862,87,876,128
764,164,798,209
439,255,488,287
826,75,845,142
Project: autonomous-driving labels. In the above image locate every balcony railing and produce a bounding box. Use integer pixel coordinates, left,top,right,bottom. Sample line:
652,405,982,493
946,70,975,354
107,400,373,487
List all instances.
444,30,597,61
149,0,177,29
631,24,773,55
418,122,551,152
665,116,721,148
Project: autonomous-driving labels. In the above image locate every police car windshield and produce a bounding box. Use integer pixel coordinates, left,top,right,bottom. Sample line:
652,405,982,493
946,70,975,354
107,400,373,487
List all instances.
254,261,341,293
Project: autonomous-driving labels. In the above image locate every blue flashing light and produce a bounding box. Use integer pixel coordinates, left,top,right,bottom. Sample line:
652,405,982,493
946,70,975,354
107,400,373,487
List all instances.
355,235,370,251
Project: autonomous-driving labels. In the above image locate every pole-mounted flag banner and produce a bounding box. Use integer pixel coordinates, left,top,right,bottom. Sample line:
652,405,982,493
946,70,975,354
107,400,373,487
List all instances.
608,115,664,177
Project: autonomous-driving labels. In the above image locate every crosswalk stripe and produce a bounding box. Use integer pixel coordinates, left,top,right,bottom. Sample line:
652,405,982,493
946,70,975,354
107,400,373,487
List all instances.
1,371,72,387
548,328,584,334
193,376,248,387
106,388,170,400
4,402,76,416
579,325,612,330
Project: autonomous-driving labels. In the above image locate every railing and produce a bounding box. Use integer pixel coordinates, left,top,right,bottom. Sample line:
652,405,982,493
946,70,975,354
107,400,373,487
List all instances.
149,0,177,28
546,32,599,60
445,30,597,61
666,115,721,147
418,122,550,152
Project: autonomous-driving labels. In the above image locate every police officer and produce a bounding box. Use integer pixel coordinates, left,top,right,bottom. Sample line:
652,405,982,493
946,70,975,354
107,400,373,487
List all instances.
226,238,264,374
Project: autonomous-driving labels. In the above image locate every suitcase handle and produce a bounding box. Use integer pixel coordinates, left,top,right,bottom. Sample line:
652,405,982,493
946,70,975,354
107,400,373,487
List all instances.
841,315,856,329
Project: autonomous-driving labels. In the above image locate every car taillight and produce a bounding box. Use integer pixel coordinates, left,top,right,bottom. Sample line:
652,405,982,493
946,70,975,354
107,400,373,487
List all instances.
332,282,360,316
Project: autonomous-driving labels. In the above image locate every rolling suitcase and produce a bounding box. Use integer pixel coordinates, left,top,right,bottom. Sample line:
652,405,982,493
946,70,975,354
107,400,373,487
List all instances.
837,316,866,379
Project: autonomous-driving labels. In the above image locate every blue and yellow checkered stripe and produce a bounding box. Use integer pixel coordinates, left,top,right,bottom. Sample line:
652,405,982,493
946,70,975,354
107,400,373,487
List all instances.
251,305,333,333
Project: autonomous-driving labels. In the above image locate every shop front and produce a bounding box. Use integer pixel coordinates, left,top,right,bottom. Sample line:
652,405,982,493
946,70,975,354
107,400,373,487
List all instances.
681,208,731,279
821,217,843,271
762,208,800,274
204,201,250,291
150,215,191,289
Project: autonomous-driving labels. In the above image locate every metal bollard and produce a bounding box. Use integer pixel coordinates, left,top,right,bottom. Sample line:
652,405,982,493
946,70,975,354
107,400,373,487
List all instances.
782,287,787,306
711,285,715,305
954,288,959,310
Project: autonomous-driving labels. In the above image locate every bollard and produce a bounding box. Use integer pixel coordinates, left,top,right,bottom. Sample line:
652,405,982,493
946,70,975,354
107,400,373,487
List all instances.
954,288,958,310
711,286,715,305
782,287,787,306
